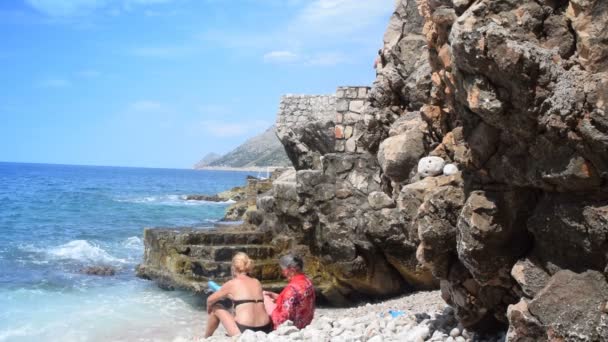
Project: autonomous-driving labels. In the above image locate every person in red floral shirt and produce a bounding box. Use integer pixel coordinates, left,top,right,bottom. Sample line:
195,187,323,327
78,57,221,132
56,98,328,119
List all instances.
263,254,315,329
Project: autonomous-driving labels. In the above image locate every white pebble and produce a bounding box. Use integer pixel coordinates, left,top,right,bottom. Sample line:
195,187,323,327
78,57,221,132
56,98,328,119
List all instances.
418,156,446,177
450,327,461,337
368,336,384,342
443,163,459,175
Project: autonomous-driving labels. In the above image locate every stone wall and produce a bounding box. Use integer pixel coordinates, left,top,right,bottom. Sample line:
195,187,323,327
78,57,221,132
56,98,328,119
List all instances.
276,95,337,170
334,86,371,153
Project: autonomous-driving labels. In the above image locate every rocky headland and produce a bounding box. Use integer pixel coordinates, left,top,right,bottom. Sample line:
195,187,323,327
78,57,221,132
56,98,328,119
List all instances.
138,0,608,341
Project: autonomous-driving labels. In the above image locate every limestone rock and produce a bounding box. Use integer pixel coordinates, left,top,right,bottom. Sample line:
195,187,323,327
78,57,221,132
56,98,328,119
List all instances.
417,157,446,178
506,299,547,342
378,130,426,183
368,191,395,210
528,270,608,341
510,259,550,299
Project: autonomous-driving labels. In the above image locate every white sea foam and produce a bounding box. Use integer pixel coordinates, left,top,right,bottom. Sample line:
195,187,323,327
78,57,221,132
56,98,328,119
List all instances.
0,324,39,341
122,236,143,250
114,194,234,206
48,240,126,265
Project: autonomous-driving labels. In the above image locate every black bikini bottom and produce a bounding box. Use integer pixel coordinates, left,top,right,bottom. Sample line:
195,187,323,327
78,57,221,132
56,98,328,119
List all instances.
236,321,273,334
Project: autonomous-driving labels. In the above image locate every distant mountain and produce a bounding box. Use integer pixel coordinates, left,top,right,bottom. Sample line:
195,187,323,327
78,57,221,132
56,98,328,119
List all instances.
194,125,292,169
193,153,222,169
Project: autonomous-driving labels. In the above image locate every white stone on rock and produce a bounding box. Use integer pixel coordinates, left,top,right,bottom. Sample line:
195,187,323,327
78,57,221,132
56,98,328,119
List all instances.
255,331,268,341
417,156,446,177
450,327,461,337
398,324,430,342
443,163,459,176
331,327,345,337
455,336,466,342
368,335,384,342
277,325,299,336
238,330,257,342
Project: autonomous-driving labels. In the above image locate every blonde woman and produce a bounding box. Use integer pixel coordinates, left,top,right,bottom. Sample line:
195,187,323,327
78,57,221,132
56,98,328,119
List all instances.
204,252,273,337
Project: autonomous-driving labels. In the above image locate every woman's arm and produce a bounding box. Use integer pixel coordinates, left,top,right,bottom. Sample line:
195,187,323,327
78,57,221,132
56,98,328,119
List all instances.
206,280,232,312
263,291,279,300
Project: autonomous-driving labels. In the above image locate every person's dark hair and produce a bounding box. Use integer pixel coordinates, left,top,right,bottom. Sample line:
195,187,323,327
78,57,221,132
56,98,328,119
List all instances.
279,254,303,272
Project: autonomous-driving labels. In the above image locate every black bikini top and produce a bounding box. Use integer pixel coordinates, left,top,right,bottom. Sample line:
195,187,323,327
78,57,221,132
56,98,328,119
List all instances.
233,299,264,307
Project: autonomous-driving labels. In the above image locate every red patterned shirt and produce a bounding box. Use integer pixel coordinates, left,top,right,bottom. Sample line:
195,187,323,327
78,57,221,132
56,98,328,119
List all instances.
271,274,316,329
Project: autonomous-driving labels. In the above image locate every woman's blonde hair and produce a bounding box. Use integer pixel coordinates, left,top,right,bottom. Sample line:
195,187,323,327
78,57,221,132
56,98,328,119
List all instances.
232,252,254,274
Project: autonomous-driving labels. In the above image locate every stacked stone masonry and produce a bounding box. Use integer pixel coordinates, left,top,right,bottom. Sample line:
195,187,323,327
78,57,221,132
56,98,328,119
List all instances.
335,86,371,153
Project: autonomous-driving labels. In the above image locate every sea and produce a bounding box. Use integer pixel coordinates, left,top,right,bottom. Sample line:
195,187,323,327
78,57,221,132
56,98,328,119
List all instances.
0,162,255,341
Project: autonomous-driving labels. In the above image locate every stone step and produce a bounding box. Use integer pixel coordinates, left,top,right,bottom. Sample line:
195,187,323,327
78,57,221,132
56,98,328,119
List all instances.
144,228,271,246
177,245,277,262
189,259,282,281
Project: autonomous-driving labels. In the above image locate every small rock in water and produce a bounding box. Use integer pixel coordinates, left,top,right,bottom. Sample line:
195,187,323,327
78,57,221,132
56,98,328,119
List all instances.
417,157,446,177
443,163,459,175
80,265,116,276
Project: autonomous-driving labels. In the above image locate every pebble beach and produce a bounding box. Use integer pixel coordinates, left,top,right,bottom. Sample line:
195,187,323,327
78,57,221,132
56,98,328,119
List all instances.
197,290,507,342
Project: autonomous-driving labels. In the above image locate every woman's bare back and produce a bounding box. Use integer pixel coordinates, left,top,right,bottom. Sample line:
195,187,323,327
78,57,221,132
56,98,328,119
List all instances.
228,275,270,327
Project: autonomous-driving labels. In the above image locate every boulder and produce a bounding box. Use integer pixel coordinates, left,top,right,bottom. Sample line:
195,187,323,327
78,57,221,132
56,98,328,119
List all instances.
418,157,446,178
528,270,608,341
510,259,550,299
377,119,428,182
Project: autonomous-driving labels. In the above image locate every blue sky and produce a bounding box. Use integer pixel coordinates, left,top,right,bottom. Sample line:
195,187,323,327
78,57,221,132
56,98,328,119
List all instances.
0,0,393,168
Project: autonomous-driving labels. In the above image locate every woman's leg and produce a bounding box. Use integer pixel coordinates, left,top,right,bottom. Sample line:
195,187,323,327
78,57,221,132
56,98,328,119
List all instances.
204,308,220,338
206,306,240,337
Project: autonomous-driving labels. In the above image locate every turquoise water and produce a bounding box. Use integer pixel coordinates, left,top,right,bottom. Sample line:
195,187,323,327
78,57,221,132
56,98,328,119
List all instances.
0,162,253,341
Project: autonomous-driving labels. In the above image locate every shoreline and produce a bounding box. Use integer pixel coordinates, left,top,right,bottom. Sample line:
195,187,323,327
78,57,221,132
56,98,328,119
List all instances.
193,166,289,173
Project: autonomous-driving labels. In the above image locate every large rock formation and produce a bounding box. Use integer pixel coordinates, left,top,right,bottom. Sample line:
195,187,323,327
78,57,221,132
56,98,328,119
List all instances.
139,0,608,339
261,0,608,338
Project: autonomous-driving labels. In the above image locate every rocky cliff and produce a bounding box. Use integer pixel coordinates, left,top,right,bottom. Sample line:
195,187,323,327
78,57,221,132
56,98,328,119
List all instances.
256,0,608,339
139,0,608,339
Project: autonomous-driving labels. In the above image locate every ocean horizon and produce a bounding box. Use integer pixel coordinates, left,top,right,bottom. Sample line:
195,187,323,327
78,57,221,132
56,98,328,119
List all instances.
0,162,255,341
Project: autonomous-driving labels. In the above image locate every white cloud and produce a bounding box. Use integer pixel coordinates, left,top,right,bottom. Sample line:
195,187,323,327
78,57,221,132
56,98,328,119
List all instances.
289,0,392,40
263,51,299,64
201,0,392,67
195,120,269,138
37,78,71,88
25,0,106,16
24,0,178,17
128,100,163,112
